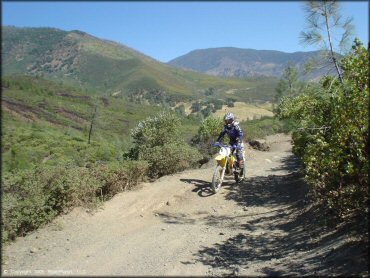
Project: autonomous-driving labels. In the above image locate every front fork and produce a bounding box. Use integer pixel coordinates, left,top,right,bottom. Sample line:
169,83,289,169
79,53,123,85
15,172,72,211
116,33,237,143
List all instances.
217,156,234,176
219,165,226,183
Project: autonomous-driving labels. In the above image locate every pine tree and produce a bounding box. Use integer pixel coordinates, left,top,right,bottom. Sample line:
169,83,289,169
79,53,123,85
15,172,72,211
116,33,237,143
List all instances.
275,64,299,103
300,1,355,83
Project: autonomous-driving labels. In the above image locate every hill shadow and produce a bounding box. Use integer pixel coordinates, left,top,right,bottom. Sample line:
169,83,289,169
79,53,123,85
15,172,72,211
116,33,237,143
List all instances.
180,155,369,276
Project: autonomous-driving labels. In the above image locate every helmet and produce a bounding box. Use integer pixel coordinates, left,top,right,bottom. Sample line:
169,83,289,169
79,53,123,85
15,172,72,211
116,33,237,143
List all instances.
224,112,234,126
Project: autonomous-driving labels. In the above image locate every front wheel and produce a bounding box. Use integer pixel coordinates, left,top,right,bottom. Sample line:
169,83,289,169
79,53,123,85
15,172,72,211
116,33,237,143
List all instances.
211,165,224,193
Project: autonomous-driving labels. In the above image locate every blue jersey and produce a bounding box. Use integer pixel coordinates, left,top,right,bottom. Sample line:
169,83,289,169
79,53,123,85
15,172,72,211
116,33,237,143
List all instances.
217,122,244,144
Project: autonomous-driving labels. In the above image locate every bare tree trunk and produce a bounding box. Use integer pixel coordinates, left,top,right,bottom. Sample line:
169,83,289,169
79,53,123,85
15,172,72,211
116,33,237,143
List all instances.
88,105,97,144
324,5,344,84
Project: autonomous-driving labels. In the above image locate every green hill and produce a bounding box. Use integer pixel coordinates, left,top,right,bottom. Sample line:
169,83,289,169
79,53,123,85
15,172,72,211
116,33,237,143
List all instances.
1,75,202,172
2,26,278,102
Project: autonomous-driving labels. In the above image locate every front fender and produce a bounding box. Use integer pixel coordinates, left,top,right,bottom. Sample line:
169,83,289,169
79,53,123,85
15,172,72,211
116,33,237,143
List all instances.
215,155,227,167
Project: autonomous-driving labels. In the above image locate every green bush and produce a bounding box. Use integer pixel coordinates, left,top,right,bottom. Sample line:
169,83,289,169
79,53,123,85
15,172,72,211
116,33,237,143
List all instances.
139,143,201,178
129,111,202,178
1,160,149,243
197,116,224,143
2,165,101,242
131,111,181,148
191,116,224,159
277,39,369,219
91,160,148,199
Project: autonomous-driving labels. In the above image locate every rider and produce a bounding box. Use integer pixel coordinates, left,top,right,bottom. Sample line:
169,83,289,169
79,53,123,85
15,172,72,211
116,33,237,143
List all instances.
216,112,245,173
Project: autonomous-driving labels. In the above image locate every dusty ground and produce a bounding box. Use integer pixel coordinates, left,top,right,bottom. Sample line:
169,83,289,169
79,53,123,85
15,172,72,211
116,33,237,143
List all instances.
2,134,368,276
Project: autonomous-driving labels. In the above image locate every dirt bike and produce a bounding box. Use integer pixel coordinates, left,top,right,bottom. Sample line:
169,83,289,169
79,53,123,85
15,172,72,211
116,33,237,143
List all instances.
211,142,246,194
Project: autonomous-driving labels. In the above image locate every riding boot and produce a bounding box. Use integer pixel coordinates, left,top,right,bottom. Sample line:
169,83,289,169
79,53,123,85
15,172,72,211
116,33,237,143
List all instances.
239,160,245,176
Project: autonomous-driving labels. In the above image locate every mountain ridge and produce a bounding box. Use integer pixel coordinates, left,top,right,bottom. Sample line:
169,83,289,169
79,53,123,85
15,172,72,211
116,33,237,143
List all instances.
167,47,333,80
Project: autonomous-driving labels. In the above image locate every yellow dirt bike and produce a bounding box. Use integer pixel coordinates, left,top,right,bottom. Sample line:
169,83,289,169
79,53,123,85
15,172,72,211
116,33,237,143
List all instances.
211,142,246,193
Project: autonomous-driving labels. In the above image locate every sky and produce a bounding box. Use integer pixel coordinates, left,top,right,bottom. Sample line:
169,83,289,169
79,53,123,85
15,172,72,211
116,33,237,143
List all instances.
2,1,369,62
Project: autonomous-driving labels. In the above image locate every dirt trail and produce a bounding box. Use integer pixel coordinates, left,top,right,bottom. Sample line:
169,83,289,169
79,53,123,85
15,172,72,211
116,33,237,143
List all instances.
2,134,368,276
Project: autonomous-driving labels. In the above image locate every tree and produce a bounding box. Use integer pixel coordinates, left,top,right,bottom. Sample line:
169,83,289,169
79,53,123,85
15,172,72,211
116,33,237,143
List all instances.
283,64,299,95
200,106,212,118
191,102,201,113
205,87,215,96
174,104,186,116
300,1,354,83
226,98,236,107
213,99,223,110
275,64,299,103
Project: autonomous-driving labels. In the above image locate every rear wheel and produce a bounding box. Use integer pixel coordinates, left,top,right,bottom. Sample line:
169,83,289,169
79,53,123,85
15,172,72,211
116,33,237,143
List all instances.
211,165,224,193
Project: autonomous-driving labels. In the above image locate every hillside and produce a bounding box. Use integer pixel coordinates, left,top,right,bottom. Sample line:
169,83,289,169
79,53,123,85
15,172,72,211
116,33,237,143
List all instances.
167,47,336,81
1,75,200,173
1,75,293,245
2,26,279,102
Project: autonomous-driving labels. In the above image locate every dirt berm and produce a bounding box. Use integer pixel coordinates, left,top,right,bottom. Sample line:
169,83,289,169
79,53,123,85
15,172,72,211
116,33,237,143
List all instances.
2,134,368,276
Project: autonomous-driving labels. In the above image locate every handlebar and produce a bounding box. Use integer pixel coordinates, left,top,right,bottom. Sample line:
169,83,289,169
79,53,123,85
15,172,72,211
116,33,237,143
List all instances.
212,142,242,150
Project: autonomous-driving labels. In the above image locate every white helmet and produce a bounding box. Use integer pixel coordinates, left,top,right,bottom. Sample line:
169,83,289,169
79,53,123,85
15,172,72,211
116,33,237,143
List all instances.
224,112,234,126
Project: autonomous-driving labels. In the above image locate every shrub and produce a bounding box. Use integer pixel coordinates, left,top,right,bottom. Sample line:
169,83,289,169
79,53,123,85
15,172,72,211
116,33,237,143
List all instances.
131,111,181,148
2,165,101,242
277,40,369,219
91,160,148,199
191,116,224,161
197,116,224,143
129,111,202,178
139,143,201,178
1,160,149,243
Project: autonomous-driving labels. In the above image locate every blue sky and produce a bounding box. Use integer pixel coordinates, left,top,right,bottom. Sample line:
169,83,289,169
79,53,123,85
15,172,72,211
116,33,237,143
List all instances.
2,1,369,62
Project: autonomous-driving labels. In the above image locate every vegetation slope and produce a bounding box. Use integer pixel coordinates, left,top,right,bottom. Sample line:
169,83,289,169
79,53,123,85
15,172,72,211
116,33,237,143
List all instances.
2,26,278,103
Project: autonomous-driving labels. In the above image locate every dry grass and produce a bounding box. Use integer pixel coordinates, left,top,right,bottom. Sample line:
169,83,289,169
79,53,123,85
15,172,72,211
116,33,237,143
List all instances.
213,102,274,121
175,101,273,120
